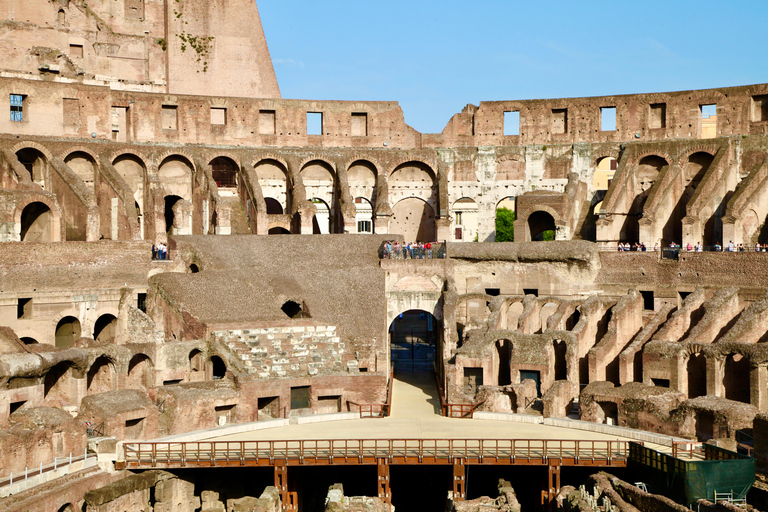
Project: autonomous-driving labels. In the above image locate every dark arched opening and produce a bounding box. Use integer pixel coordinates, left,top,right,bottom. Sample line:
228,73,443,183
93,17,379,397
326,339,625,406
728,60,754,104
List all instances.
55,316,81,348
553,339,567,380
281,300,309,319
265,197,283,214
528,211,556,241
164,195,183,235
21,337,38,345
16,148,48,187
189,264,199,273
687,353,707,398
495,339,512,386
210,157,238,189
723,353,750,403
211,356,226,379
269,227,291,235
189,349,204,374
390,310,440,373
93,314,117,343
20,202,53,242
57,503,74,512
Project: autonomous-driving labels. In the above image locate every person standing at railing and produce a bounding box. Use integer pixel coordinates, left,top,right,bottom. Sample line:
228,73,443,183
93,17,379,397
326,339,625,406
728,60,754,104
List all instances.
714,242,722,251
686,242,693,252
728,240,735,252
426,241,432,259
696,241,703,252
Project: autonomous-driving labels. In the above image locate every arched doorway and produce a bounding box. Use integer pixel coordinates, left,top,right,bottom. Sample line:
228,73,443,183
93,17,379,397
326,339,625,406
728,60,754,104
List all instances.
495,197,516,242
311,198,331,234
55,316,81,348
723,353,750,403
21,337,38,345
268,227,290,234
451,198,479,242
389,310,440,373
355,197,373,233
255,159,291,214
390,198,437,242
687,353,707,398
93,314,117,343
44,361,75,406
127,354,153,389
164,195,183,235
210,157,238,190
553,339,567,381
495,339,512,386
265,197,283,214
211,356,226,379
16,148,48,188
87,356,115,394
20,202,53,242
528,211,556,241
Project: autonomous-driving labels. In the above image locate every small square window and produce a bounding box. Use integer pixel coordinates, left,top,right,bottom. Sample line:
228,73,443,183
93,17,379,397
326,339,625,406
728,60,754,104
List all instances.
351,112,367,136
504,111,520,136
259,110,276,135
291,386,311,410
307,112,322,135
600,107,616,131
17,298,32,319
10,94,25,122
210,107,226,126
551,108,567,134
162,105,177,130
649,103,666,129
752,95,768,122
69,44,83,58
357,220,371,233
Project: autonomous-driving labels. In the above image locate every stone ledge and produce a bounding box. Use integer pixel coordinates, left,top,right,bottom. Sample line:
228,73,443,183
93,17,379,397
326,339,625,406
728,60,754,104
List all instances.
473,411,544,424
148,418,290,443
542,417,689,447
293,412,359,425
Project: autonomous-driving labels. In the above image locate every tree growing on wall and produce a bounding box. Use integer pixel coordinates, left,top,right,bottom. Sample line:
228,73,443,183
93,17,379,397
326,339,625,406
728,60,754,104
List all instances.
495,208,515,242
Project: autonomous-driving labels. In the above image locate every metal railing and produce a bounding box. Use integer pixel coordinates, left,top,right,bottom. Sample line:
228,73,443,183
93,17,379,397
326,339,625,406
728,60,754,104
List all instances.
121,438,631,469
0,450,94,489
347,371,394,418
380,242,447,260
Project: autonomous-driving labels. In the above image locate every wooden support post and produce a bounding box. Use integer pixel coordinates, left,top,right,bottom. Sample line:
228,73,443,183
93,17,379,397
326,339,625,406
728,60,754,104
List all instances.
274,460,290,509
453,457,466,501
377,458,391,507
547,460,561,505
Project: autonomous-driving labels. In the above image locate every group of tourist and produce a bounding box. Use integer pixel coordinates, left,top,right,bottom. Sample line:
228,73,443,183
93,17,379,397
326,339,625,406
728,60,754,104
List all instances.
382,240,446,259
152,242,169,260
617,241,768,252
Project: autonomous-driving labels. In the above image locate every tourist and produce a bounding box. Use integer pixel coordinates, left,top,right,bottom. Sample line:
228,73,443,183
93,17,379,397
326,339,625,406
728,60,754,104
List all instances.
426,241,432,259
653,242,659,252
714,242,722,252
757,243,762,252
727,240,735,252
696,242,702,252
739,243,745,252
686,242,693,252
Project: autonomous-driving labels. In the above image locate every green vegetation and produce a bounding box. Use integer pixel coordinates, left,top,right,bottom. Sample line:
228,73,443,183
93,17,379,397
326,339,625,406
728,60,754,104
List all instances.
542,230,555,241
495,208,515,242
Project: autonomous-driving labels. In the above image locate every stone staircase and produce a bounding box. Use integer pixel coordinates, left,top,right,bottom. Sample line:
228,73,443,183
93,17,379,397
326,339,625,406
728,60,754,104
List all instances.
212,326,358,379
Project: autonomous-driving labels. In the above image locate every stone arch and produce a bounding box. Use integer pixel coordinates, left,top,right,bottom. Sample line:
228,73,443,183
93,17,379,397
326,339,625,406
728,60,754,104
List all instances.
663,152,715,246
553,339,568,380
354,196,374,233
93,313,117,343
348,160,377,207
722,353,750,403
112,153,147,216
63,149,98,193
310,197,331,234
265,197,283,214
15,146,51,189
189,349,205,374
55,316,81,348
527,210,556,241
301,160,338,232
593,156,618,191
126,354,154,389
622,155,668,243
87,355,116,394
390,197,436,242
19,201,54,242
209,156,239,190
504,300,524,330
255,159,291,214
451,197,479,242
164,195,185,235
389,161,438,211
158,155,194,201
268,226,291,234
44,361,76,406
57,9,66,26
540,302,559,332
21,337,39,345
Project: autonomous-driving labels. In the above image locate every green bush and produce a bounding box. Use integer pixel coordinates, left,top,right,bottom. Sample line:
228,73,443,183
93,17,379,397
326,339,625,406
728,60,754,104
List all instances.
495,208,515,242
542,229,555,241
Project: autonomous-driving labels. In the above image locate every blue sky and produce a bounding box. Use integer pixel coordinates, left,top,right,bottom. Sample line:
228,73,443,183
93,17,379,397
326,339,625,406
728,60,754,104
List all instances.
257,0,768,134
